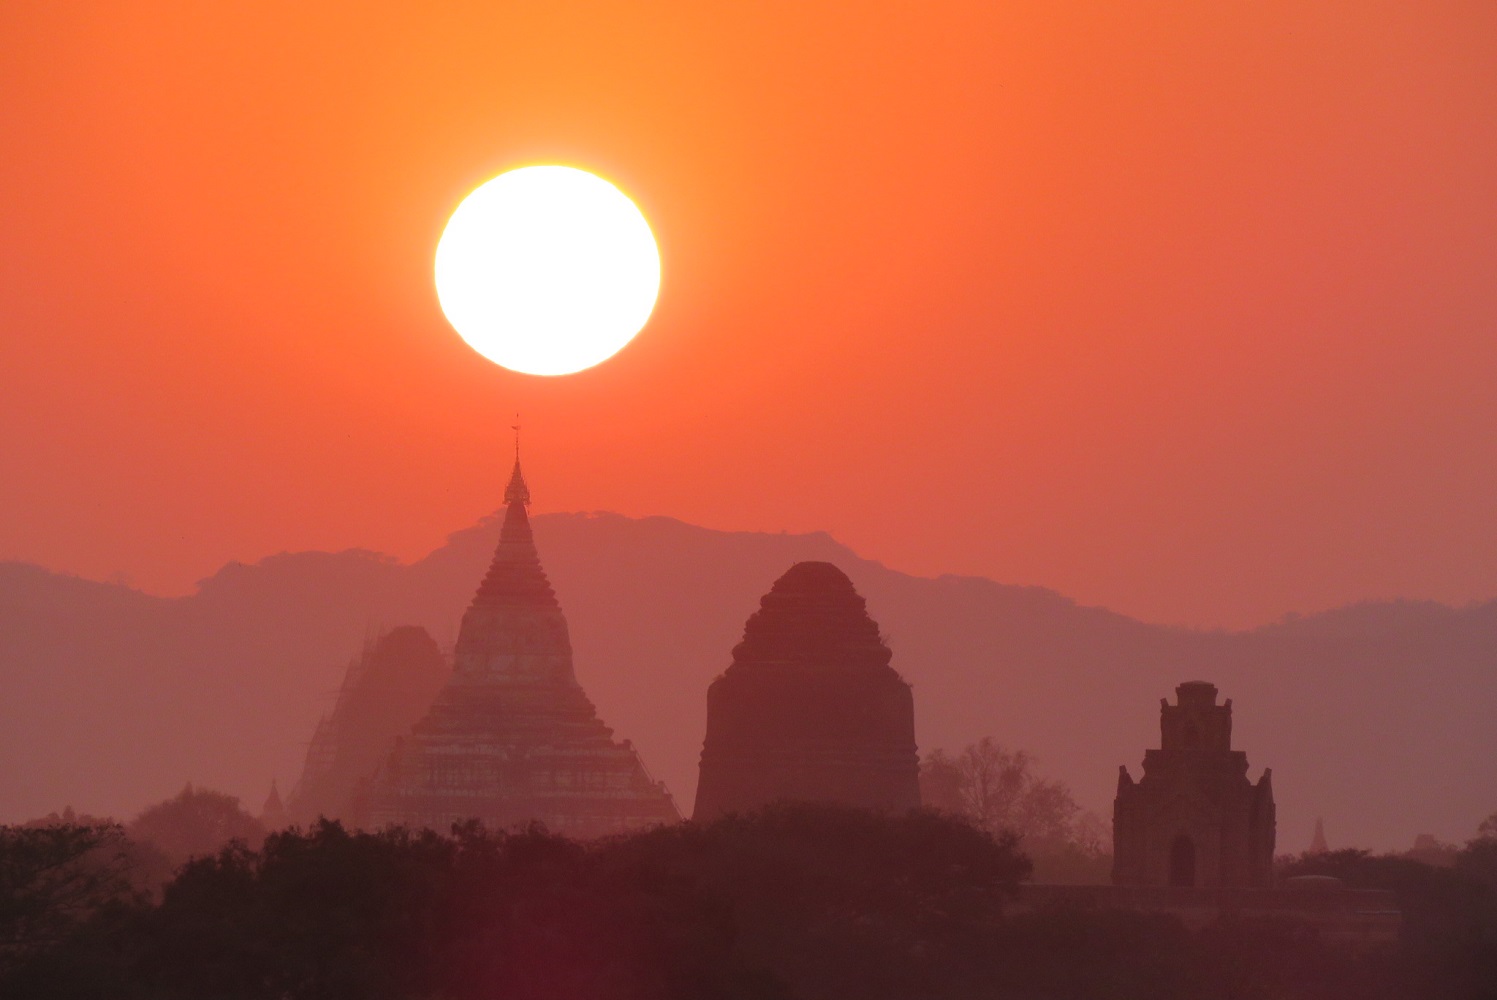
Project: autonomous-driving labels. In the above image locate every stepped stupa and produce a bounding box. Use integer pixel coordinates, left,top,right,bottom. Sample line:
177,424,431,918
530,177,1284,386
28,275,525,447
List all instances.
693,561,921,820
366,452,679,837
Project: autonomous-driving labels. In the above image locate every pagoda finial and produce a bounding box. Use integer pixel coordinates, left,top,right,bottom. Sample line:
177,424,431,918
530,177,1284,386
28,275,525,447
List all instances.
505,416,530,507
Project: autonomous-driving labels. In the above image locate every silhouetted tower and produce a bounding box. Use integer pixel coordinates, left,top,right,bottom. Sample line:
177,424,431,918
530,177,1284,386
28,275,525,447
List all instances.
693,561,920,820
1309,817,1329,855
260,780,288,830
287,625,449,825
366,452,678,836
1113,681,1275,888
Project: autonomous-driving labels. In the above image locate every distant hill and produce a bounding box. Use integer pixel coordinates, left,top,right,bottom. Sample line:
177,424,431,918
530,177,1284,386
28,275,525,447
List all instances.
2,511,1493,850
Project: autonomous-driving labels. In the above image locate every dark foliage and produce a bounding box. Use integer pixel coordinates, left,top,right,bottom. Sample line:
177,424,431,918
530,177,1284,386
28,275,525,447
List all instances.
5,807,1497,1000
592,803,1030,1000
1284,843,1497,1000
126,784,266,871
1456,836,1497,893
0,822,143,979
920,739,1113,885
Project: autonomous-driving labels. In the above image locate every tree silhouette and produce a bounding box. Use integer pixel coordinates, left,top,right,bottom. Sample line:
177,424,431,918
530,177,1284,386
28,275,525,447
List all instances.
0,823,141,978
127,784,265,871
920,739,1109,881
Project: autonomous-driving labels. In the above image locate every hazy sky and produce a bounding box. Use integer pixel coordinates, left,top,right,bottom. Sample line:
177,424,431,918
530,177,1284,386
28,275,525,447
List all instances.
3,1,1495,628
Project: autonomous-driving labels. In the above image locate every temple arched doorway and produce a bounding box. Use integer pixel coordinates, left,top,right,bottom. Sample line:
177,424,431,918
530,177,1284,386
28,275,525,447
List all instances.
1169,834,1196,886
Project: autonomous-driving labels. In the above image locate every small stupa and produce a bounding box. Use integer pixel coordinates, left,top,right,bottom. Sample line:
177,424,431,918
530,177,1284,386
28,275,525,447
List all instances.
693,561,921,820
260,780,288,830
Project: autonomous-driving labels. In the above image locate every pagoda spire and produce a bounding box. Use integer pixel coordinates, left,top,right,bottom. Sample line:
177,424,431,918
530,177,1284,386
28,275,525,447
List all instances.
366,426,679,836
467,426,554,609
261,779,288,829
505,418,530,507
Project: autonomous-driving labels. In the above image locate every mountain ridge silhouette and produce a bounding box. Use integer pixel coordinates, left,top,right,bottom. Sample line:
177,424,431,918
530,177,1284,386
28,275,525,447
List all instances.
2,510,1493,850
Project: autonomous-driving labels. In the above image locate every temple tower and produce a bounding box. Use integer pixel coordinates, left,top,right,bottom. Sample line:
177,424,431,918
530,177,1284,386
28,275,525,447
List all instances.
693,561,920,820
1112,681,1275,887
366,456,679,836
288,625,449,825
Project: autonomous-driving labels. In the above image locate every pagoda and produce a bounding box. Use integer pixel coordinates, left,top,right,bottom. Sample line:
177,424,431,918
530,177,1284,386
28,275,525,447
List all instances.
693,561,921,820
366,454,679,837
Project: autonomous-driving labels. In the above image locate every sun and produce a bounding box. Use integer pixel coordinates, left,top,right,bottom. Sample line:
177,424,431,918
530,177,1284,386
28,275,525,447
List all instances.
434,166,661,376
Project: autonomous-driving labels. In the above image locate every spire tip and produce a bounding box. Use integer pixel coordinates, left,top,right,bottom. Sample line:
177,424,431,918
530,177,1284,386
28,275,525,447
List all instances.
505,415,530,507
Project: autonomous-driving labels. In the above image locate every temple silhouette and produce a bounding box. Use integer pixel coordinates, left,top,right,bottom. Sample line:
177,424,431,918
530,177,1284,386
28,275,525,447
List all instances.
362,456,678,836
286,625,448,826
261,455,1396,944
694,561,920,820
1010,682,1395,944
1112,681,1276,888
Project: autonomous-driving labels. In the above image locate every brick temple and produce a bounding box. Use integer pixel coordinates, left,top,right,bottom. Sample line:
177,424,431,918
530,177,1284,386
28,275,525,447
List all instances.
1112,681,1276,888
693,561,920,820
365,457,679,836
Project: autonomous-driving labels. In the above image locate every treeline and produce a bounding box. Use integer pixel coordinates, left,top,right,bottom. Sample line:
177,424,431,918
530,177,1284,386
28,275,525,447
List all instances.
920,737,1111,884
1282,840,1497,1000
5,803,1497,1000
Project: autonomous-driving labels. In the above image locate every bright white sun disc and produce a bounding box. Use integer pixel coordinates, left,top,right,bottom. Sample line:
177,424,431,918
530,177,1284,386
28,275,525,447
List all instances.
434,166,661,376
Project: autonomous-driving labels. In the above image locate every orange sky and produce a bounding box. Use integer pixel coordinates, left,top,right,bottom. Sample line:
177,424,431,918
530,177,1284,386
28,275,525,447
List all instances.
3,1,1495,628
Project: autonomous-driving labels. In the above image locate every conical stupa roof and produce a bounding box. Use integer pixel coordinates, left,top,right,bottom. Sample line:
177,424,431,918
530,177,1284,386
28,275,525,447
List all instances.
469,460,558,609
728,561,894,672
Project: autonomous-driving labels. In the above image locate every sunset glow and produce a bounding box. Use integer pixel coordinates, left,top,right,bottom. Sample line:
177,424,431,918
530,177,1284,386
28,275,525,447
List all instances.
433,166,661,376
6,1,1497,891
